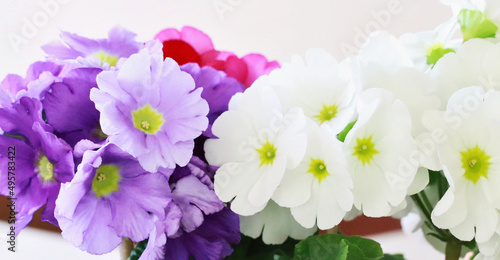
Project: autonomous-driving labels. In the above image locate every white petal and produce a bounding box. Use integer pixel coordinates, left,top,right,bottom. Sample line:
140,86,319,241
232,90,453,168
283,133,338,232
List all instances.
248,157,287,207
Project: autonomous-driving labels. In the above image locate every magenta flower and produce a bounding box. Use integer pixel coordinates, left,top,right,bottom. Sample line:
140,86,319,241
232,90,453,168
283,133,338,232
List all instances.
0,97,74,232
90,48,209,172
155,26,280,88
203,52,280,88
55,143,173,254
155,26,215,66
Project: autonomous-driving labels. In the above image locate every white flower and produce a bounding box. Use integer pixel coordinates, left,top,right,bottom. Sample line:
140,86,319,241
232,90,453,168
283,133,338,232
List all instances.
356,32,441,138
268,48,356,134
355,35,440,183
272,121,354,230
431,39,500,106
477,227,500,260
344,88,419,217
441,0,500,24
400,18,460,71
355,31,414,74
424,87,500,244
205,81,307,216
239,200,316,245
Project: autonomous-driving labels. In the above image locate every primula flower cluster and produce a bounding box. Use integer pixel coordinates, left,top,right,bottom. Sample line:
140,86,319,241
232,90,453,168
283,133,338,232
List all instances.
3,2,500,258
206,47,422,244
206,2,500,258
0,26,278,259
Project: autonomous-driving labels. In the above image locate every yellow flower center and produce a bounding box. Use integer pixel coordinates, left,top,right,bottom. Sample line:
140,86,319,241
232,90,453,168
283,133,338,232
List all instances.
353,136,379,165
461,145,491,183
256,140,277,166
93,50,119,67
37,155,55,182
308,158,330,183
132,104,165,135
315,104,339,123
92,164,121,198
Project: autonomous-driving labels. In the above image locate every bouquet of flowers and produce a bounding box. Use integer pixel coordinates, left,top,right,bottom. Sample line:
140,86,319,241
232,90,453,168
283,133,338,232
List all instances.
2,0,500,259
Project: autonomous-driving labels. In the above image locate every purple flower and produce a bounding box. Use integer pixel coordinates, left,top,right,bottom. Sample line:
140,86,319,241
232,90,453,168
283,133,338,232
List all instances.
42,68,105,146
171,174,224,233
161,208,240,260
180,63,244,138
140,157,240,260
55,143,173,254
0,89,11,109
168,156,217,189
0,61,66,101
0,97,74,231
42,26,142,69
90,48,209,172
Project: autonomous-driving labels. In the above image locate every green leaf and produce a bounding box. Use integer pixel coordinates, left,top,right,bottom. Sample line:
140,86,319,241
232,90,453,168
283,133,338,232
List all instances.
457,9,498,41
337,121,357,142
381,254,405,260
294,234,383,260
274,255,294,260
127,239,148,260
3,133,27,141
224,235,299,260
426,47,455,66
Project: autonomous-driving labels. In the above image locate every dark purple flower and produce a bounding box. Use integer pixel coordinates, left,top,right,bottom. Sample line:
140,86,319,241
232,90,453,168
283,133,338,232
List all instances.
171,174,224,232
42,26,142,69
0,97,74,231
140,157,240,260
55,143,173,254
169,156,217,188
162,208,240,260
42,68,105,146
180,63,244,138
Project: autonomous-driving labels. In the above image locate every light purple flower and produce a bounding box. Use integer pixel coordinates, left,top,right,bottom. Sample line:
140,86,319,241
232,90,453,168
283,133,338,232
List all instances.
42,26,142,69
55,143,173,255
0,89,11,109
42,68,105,146
0,97,74,231
90,49,209,172
0,61,66,101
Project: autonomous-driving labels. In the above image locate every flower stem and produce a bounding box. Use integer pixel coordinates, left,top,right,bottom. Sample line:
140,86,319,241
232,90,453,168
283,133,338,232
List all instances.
410,193,448,240
445,237,462,260
121,238,134,260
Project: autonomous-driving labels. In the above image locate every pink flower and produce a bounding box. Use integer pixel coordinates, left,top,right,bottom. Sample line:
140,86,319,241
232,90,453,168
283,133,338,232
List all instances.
154,26,280,88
